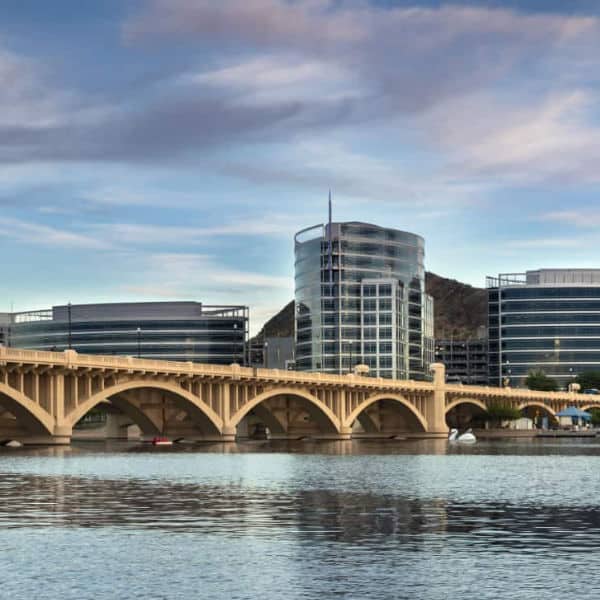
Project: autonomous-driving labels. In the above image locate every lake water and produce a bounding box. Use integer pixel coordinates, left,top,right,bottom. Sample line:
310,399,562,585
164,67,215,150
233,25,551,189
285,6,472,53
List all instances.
2,438,600,599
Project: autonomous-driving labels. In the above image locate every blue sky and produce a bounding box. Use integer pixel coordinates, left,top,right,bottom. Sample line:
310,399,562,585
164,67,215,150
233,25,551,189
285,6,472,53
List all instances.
2,0,600,331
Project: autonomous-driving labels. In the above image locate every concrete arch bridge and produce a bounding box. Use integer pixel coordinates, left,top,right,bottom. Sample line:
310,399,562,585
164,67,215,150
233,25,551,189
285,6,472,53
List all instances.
0,347,593,444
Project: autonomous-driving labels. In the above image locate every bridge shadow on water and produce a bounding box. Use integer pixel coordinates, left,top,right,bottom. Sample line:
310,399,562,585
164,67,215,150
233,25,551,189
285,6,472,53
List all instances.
0,469,599,554
2,438,600,554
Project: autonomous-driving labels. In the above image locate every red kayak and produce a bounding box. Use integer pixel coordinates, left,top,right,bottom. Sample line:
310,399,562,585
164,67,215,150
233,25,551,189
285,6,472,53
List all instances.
151,436,173,446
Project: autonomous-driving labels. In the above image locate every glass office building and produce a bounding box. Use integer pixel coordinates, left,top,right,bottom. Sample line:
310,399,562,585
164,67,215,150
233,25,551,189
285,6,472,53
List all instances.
435,335,488,385
488,269,600,388
4,302,248,364
0,313,9,347
295,221,434,379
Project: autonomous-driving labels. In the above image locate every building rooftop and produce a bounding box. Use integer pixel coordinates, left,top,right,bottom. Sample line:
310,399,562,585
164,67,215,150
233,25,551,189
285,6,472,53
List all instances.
487,269,600,288
9,302,248,324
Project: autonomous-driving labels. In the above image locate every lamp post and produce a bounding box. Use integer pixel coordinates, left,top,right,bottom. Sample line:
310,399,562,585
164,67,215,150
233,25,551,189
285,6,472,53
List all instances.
568,367,574,392
503,359,510,387
349,340,354,374
136,327,141,359
264,341,269,368
232,322,240,365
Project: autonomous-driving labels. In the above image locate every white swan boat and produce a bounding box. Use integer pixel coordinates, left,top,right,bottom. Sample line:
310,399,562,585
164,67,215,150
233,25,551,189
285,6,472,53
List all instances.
448,428,477,443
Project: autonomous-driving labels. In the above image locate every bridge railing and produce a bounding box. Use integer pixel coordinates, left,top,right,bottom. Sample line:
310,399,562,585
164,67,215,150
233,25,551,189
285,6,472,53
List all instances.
2,346,593,401
0,346,438,390
444,382,586,401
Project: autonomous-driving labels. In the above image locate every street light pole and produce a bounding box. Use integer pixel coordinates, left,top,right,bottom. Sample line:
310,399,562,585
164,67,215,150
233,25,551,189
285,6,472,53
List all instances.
232,322,240,366
349,340,353,374
264,341,269,368
137,327,141,359
568,367,574,391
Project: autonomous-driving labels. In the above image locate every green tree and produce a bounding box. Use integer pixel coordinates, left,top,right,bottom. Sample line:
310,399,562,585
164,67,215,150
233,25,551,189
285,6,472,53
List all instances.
588,408,600,427
525,369,558,392
575,371,600,391
484,404,522,427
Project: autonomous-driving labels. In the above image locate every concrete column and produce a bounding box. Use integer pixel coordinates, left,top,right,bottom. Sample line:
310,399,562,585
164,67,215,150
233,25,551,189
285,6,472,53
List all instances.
54,374,65,424
51,424,73,444
220,383,236,441
337,390,346,425
429,363,448,435
73,376,79,406
33,374,39,404
221,383,230,424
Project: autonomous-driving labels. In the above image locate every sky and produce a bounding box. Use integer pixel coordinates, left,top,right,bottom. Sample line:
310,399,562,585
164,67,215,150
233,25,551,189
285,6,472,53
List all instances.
2,0,600,332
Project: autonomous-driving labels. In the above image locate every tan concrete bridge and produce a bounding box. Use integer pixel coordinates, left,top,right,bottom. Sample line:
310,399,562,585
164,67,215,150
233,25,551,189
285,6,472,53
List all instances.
0,347,597,444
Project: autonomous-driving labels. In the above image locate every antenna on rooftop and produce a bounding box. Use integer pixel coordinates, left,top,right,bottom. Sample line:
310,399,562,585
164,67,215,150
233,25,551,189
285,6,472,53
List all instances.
327,190,333,286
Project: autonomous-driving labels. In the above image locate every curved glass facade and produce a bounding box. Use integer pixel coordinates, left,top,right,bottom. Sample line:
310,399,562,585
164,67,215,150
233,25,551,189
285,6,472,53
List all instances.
295,221,434,379
6,302,248,365
488,270,600,388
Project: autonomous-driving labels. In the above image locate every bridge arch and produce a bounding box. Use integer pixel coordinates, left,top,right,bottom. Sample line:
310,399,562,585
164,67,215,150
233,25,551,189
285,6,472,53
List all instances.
229,387,341,434
445,398,488,415
518,401,558,423
68,380,223,434
444,398,488,428
582,404,600,413
344,393,428,432
0,382,54,435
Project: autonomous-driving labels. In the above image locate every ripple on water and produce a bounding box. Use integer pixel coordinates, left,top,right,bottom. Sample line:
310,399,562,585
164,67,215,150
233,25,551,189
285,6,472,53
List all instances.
1,440,600,599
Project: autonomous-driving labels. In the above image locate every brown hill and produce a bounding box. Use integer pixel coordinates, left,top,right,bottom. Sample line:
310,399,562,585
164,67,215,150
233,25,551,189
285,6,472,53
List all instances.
255,272,487,341
254,301,294,341
425,272,487,339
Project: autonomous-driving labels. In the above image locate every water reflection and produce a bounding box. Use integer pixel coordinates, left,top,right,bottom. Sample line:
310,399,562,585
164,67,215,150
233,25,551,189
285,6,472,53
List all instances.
4,436,600,457
1,466,600,554
3,441,600,599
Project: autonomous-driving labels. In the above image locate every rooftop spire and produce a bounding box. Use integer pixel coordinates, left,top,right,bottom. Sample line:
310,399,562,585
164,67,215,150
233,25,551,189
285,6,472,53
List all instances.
328,190,333,285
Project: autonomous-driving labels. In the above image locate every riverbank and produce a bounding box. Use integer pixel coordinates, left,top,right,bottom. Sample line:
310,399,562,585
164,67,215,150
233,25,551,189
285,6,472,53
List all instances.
475,428,598,439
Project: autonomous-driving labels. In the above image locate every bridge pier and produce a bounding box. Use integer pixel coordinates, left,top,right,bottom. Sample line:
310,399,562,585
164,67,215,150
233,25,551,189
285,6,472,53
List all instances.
17,434,71,445
428,363,450,436
268,428,353,441
220,426,237,442
10,425,72,446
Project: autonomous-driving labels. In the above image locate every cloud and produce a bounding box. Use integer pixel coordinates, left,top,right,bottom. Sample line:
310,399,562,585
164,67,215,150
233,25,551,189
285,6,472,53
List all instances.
180,55,360,105
540,210,600,228
220,139,485,207
124,1,600,110
90,215,301,246
0,217,110,249
0,207,299,253
136,252,290,291
123,0,363,47
0,49,75,129
430,90,600,184
119,252,292,334
504,237,585,249
119,1,600,187
2,1,600,189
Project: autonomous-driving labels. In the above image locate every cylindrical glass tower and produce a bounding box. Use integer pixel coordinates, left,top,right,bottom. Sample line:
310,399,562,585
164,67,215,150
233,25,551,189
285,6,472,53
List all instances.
295,221,434,379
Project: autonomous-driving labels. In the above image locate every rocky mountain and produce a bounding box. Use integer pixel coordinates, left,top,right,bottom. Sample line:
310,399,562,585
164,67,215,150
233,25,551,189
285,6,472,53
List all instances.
425,272,487,339
255,272,487,341
254,301,295,341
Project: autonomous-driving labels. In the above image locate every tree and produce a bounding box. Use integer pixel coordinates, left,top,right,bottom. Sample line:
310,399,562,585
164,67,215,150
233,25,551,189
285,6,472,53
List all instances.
484,404,522,427
525,369,558,392
575,371,600,392
588,408,600,427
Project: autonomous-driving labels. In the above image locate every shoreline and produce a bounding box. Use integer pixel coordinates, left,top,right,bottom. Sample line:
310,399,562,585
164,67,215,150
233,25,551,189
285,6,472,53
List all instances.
474,428,598,439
